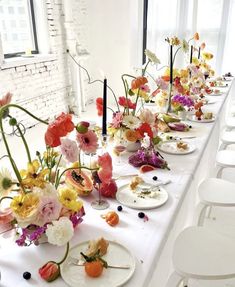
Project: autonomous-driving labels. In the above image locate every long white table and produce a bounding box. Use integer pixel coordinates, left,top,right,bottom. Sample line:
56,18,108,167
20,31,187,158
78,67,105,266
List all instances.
0,80,234,287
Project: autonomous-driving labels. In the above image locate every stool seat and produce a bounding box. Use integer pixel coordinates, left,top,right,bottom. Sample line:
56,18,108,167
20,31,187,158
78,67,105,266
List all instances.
221,130,235,144
198,178,235,206
173,226,235,280
216,150,235,168
226,117,235,128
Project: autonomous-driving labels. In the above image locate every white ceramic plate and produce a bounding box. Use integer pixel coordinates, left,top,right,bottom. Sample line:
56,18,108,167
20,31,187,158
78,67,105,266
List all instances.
187,114,215,123
116,183,168,210
207,92,223,96
157,140,196,155
61,241,136,287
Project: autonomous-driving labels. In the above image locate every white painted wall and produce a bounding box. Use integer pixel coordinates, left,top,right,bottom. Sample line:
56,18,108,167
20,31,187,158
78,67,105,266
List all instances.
85,0,143,107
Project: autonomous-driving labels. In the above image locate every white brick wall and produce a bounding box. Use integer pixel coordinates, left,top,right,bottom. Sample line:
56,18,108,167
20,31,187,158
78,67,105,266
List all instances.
0,0,90,128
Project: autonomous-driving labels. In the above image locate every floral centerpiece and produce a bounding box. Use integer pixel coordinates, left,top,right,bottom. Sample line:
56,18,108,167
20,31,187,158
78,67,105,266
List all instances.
0,92,117,281
96,49,161,151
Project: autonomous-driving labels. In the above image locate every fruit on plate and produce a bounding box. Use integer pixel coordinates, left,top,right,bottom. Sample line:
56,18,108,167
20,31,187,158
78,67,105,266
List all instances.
65,169,93,196
195,110,203,119
203,112,213,120
86,238,109,257
162,114,181,123
168,122,189,132
205,88,212,94
129,176,144,190
139,164,156,173
157,119,170,132
84,260,104,278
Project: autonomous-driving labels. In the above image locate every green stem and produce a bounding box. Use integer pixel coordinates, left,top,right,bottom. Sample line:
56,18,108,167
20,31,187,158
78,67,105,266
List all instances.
0,104,48,189
1,104,48,125
57,242,70,265
0,115,22,185
166,83,173,114
172,46,182,66
16,124,32,163
142,60,150,76
55,166,98,189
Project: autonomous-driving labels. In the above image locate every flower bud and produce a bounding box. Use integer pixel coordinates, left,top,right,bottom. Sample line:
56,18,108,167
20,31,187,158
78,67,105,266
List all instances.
38,261,60,282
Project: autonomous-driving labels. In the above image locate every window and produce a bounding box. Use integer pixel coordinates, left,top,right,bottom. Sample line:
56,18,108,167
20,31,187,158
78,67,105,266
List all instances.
0,0,38,58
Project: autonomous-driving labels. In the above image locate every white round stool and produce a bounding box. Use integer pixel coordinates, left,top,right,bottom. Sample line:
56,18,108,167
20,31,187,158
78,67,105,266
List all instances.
195,178,235,225
219,130,235,150
225,117,235,131
166,226,235,287
216,149,235,178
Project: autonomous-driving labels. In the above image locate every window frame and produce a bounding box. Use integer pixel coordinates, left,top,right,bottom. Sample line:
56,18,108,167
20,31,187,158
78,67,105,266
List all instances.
3,0,39,59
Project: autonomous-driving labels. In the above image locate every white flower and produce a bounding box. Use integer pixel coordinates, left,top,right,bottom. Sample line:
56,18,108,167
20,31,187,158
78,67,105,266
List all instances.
139,109,155,125
33,183,57,196
182,39,189,53
145,49,161,64
141,133,151,149
0,168,13,196
46,217,74,246
123,115,141,129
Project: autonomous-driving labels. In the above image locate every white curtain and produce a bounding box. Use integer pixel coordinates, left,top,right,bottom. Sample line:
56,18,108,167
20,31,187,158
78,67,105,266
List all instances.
147,0,235,75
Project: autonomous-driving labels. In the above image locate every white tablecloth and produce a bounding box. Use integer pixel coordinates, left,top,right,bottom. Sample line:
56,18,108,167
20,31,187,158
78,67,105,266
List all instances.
0,81,234,287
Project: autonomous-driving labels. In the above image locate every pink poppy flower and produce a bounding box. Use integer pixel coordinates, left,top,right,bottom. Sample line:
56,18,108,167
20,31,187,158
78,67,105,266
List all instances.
97,152,113,184
60,138,78,163
140,85,150,92
76,130,98,154
0,92,12,107
111,112,123,128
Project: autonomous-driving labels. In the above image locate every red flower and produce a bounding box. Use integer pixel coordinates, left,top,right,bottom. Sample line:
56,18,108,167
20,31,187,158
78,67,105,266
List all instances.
98,152,113,184
96,97,103,116
100,179,117,198
0,92,12,107
39,261,60,282
137,123,153,139
118,97,136,109
45,113,75,147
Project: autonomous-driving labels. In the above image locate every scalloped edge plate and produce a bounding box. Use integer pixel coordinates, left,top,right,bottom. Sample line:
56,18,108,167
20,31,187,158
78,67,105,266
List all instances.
187,114,215,123
116,183,168,209
61,240,136,287
157,140,196,155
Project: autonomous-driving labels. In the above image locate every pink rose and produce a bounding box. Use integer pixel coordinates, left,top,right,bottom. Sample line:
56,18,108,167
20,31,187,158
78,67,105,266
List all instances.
60,138,78,163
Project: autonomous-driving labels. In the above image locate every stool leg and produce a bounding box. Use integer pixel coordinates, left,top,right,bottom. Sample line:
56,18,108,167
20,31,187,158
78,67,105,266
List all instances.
194,203,208,226
183,278,189,287
207,206,213,219
165,271,184,287
216,167,224,178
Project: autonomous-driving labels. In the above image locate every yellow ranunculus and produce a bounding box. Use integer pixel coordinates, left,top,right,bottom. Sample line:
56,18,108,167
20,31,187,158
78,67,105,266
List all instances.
58,188,83,212
164,67,180,79
192,57,199,65
20,159,49,189
202,52,213,61
11,193,39,226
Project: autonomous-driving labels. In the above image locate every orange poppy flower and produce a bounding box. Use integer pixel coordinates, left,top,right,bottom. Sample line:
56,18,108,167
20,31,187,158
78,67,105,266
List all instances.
194,32,199,41
131,77,148,90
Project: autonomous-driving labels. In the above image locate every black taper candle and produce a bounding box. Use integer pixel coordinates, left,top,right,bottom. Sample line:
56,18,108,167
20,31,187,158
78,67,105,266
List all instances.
102,78,107,136
198,47,201,60
190,45,193,64
170,45,173,84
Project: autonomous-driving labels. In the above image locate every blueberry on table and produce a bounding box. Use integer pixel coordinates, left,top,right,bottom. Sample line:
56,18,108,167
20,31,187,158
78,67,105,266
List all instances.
152,176,158,181
138,212,145,219
23,272,31,280
117,205,123,212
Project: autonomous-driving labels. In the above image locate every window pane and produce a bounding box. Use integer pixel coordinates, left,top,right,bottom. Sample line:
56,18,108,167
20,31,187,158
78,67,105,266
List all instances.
0,0,36,55
197,0,223,66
